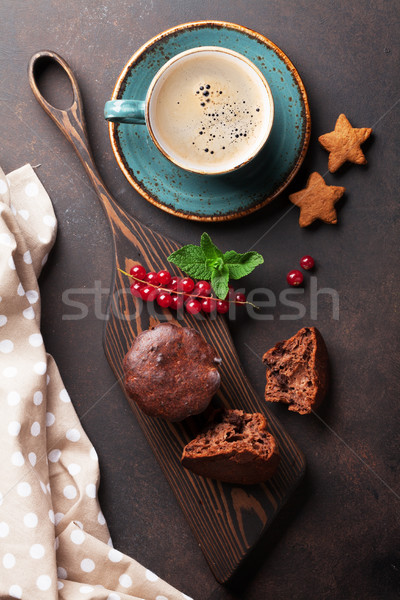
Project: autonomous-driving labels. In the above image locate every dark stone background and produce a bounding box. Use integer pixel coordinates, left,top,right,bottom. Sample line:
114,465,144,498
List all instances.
1,1,399,599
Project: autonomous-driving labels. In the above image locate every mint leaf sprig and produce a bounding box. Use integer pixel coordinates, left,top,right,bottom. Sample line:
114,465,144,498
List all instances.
167,233,264,300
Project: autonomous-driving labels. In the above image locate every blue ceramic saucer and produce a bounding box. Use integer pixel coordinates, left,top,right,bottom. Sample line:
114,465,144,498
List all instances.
108,21,311,222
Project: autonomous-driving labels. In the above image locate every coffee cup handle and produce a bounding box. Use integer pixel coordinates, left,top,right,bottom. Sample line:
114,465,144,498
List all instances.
104,100,146,124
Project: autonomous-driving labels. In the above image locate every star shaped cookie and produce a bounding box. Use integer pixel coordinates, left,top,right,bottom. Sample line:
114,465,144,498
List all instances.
289,172,345,227
319,114,372,172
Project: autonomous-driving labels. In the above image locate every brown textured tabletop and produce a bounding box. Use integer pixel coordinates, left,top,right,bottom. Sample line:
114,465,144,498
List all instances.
1,1,399,599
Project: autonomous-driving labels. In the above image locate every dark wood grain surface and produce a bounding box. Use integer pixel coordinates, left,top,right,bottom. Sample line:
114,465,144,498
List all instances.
1,1,399,599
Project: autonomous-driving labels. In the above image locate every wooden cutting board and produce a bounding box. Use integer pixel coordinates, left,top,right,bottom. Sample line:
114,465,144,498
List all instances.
29,50,306,583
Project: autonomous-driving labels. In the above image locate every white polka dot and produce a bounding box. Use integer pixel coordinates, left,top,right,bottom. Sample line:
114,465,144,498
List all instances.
9,585,22,599
0,179,8,194
46,412,55,427
57,566,67,579
118,574,132,588
0,233,13,247
30,544,45,559
46,483,51,493
57,581,64,590
11,451,24,467
43,215,56,228
40,481,47,494
70,529,85,545
107,594,120,600
80,558,95,573
28,452,37,466
66,428,80,442
0,339,13,353
8,256,15,270
38,234,51,244
41,253,49,266
55,512,64,525
107,537,113,547
97,511,106,525
46,374,50,385
90,447,98,461
0,314,7,326
63,485,77,499
31,421,40,436
7,391,21,406
26,290,39,304
23,306,35,320
23,250,32,264
29,333,43,347
17,283,25,296
10,204,16,215
0,522,9,537
24,512,38,528
25,182,39,197
17,482,31,497
3,366,17,377
33,390,43,405
33,361,46,375
80,585,94,594
146,569,159,582
86,483,96,498
8,421,21,436
3,553,16,568
48,510,55,524
108,548,123,563
156,596,169,600
36,575,51,591
75,521,84,529
67,463,81,476
48,449,61,463
59,388,71,403
18,209,29,221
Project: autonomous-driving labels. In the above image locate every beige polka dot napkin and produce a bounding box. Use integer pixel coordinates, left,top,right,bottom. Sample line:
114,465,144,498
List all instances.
0,165,193,600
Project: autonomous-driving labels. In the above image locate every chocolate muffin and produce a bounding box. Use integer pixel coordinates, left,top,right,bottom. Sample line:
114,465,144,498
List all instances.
181,409,280,485
263,326,329,414
123,323,221,422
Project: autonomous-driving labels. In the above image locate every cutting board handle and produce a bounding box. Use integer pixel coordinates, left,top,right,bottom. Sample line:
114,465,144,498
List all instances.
28,50,121,223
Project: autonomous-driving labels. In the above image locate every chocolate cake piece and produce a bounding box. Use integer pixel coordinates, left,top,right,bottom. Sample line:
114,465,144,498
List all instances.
123,323,221,422
263,326,328,415
181,409,280,485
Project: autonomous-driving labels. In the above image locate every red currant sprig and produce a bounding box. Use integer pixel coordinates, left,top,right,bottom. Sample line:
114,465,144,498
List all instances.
118,265,257,315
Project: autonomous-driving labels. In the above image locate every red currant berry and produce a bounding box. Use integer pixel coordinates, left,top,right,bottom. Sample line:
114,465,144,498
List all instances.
216,300,229,314
185,299,202,314
300,255,315,270
168,276,181,291
201,298,217,313
287,270,303,286
130,282,143,298
193,280,212,297
130,264,146,281
157,270,171,285
156,292,172,308
234,292,246,305
179,277,195,293
145,271,160,285
140,285,159,302
170,294,184,310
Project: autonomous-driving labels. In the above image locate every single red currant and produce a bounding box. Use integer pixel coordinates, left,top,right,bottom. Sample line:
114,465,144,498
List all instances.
287,270,304,286
180,277,195,293
168,276,181,291
216,300,229,314
130,264,146,280
140,285,159,301
185,299,202,314
157,270,171,285
130,282,143,298
156,292,172,308
145,271,160,285
300,255,315,270
201,298,217,313
234,292,246,305
170,294,184,310
193,280,212,297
